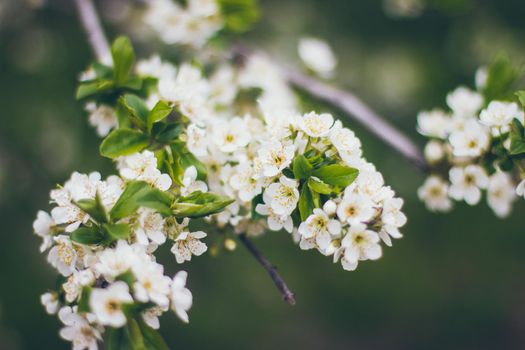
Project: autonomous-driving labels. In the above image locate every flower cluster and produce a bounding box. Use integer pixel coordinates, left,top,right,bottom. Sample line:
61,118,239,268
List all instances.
34,168,201,349
144,0,223,47
39,33,408,348
417,59,525,218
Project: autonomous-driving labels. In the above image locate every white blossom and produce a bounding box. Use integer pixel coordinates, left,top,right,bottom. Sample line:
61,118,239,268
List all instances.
416,109,451,139
171,231,207,264
181,166,208,196
118,151,172,191
262,176,300,216
449,119,489,158
33,210,54,252
47,235,78,276
41,292,59,315
90,281,133,327
334,224,382,271
212,117,251,153
135,208,167,246
336,192,375,225
448,165,488,205
257,140,295,177
487,171,516,218
85,103,118,137
298,37,337,77
255,203,293,233
299,112,334,138
446,87,483,118
171,271,193,323
479,101,522,128
298,209,341,250
58,307,101,350
418,176,452,212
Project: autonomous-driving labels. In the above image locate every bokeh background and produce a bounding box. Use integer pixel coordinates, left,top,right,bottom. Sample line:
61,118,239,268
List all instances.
1,0,525,349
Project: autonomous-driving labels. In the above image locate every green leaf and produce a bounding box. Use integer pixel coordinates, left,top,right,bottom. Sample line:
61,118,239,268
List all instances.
147,101,173,132
298,186,314,221
103,223,130,241
307,177,334,195
77,287,92,313
70,227,105,245
172,191,234,218
74,192,109,223
156,124,184,143
76,79,114,100
100,128,149,159
111,36,135,85
516,91,525,108
250,193,264,220
110,181,173,221
482,54,517,101
170,142,207,181
119,94,149,129
312,164,359,187
127,319,146,350
138,319,169,350
510,119,525,155
218,0,260,33
292,155,313,179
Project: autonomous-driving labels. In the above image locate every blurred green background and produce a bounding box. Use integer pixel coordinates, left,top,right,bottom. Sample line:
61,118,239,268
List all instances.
1,0,525,349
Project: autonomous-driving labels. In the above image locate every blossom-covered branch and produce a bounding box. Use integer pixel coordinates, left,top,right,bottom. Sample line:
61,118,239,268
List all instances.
232,44,428,172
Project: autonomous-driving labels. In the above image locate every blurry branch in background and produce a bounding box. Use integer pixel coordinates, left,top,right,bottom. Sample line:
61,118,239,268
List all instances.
72,0,112,65
232,44,429,173
71,0,296,306
239,234,295,305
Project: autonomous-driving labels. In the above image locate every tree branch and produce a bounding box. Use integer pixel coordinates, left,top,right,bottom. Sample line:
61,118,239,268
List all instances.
72,0,112,65
238,234,296,305
232,44,429,172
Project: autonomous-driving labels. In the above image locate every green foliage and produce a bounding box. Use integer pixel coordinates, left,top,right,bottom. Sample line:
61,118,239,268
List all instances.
110,181,173,221
74,192,109,223
111,36,136,86
103,223,131,241
311,164,359,187
147,101,173,132
100,129,149,158
169,142,208,183
77,287,92,313
298,185,315,221
510,119,525,155
250,193,264,219
482,54,518,102
307,177,334,195
292,155,313,179
70,226,105,245
172,191,234,218
218,0,260,33
119,94,149,129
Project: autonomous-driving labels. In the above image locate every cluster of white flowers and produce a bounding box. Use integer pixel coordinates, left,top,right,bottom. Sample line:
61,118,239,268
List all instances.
417,70,525,218
33,162,208,348
144,0,223,47
124,52,406,272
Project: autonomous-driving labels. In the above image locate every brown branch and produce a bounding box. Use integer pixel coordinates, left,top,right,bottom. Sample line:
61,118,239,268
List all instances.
238,233,296,305
232,44,429,172
72,0,112,65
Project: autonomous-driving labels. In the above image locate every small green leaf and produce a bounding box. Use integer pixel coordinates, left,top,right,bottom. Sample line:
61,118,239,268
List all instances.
298,186,314,221
250,193,264,220
138,319,169,350
103,223,130,241
516,91,525,108
156,124,184,143
171,142,207,181
482,54,517,101
92,62,113,79
173,191,234,218
77,287,92,313
510,119,525,155
312,164,359,187
76,79,114,100
110,181,173,221
307,177,334,195
74,192,109,223
70,227,105,245
100,128,149,158
147,101,173,132
111,36,135,85
292,155,313,179
119,94,149,129
127,319,146,350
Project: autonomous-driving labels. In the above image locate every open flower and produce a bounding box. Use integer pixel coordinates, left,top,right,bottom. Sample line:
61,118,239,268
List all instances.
90,281,133,327
171,231,207,263
47,235,78,277
181,166,208,196
336,193,375,225
262,176,300,216
479,101,522,128
212,117,251,153
171,271,193,323
299,112,334,138
418,176,452,212
58,307,101,350
449,165,488,205
298,209,341,250
257,140,295,177
335,224,382,271
487,171,516,218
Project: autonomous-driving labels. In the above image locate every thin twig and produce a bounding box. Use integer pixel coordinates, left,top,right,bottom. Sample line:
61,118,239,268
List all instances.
238,234,296,305
72,0,112,65
232,44,429,172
